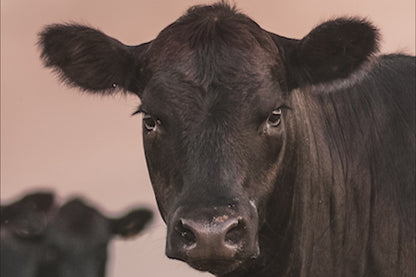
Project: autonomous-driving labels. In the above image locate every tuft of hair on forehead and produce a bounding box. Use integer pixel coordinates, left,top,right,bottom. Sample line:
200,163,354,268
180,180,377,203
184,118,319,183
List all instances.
181,1,239,23
150,1,276,57
175,1,271,50
146,1,278,90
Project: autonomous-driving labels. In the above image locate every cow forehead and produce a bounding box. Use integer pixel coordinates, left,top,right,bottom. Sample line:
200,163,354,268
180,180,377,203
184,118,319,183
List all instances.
146,2,278,64
47,201,111,247
141,65,281,126
141,44,281,119
140,4,282,117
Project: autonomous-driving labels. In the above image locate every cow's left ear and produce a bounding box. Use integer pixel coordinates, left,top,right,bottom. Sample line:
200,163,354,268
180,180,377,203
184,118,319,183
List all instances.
270,18,379,90
110,208,153,238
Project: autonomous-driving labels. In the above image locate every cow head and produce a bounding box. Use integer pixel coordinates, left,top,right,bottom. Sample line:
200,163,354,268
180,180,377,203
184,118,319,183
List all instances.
38,2,378,275
1,191,56,277
37,198,152,277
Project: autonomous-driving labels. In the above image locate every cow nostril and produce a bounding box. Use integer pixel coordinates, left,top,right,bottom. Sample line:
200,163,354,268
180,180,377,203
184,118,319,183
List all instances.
225,217,245,246
175,219,196,246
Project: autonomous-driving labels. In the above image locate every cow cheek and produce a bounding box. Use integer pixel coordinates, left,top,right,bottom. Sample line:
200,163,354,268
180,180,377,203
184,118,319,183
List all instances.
143,145,165,217
247,127,287,223
149,174,176,222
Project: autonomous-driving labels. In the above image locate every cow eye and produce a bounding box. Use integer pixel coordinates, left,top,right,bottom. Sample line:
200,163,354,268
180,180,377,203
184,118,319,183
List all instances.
143,114,160,132
267,108,282,127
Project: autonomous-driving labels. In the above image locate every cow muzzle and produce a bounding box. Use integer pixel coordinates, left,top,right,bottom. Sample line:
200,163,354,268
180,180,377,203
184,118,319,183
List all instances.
166,204,259,275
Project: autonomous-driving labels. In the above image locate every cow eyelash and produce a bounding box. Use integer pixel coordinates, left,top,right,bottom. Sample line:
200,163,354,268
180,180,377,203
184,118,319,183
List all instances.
131,105,145,116
278,104,291,110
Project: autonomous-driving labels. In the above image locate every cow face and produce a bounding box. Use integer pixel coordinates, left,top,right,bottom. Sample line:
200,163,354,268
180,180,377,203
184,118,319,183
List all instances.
138,9,293,275
38,3,378,276
38,199,152,277
1,192,55,277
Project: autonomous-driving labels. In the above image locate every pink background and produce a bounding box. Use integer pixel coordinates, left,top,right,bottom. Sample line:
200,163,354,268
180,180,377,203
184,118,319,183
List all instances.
1,0,414,276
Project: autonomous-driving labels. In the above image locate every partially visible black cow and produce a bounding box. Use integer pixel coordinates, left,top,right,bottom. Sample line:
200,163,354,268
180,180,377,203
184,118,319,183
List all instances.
1,191,56,277
1,192,153,277
38,2,415,277
37,198,153,277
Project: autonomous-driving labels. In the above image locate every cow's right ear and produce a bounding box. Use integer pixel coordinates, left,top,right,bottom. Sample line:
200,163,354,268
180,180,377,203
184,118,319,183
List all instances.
39,24,151,95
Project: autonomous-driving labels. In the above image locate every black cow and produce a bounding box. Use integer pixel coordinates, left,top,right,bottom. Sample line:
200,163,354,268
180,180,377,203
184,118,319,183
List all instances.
37,198,153,277
1,193,153,277
38,2,415,277
1,191,56,277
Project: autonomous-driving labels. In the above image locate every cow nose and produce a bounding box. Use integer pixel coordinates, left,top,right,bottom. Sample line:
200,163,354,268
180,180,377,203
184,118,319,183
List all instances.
175,216,244,259
166,206,259,267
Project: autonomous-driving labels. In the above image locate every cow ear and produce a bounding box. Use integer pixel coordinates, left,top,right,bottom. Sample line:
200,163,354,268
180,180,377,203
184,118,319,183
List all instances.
39,24,151,95
21,191,56,212
270,18,379,90
1,192,55,237
111,208,153,238
1,191,55,222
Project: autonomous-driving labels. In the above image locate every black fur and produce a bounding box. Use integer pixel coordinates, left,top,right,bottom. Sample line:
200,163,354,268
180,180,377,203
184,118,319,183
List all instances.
1,191,55,238
270,17,379,89
39,24,149,93
1,192,56,277
111,209,153,238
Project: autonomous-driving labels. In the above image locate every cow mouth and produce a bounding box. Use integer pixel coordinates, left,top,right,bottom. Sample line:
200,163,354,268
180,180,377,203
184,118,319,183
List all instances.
187,259,244,275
